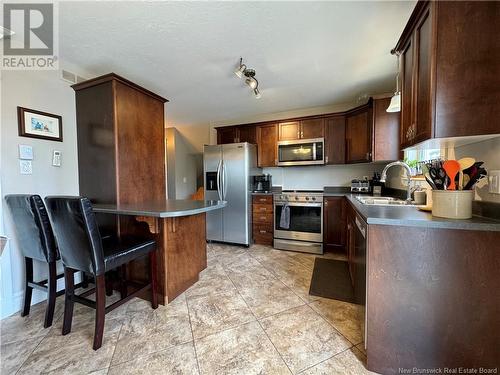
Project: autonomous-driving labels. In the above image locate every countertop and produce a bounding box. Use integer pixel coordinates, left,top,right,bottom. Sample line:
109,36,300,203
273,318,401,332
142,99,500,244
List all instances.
93,200,226,218
323,187,500,232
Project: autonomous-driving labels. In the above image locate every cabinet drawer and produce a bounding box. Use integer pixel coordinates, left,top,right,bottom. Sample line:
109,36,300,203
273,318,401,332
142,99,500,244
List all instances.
253,204,273,214
253,213,273,225
253,223,274,245
252,195,273,205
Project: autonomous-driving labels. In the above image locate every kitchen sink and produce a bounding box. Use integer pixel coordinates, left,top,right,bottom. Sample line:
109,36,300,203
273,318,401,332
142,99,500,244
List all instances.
356,196,416,207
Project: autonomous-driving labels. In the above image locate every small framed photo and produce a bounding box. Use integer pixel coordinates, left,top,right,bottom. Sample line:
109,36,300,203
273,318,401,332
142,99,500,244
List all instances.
17,107,63,142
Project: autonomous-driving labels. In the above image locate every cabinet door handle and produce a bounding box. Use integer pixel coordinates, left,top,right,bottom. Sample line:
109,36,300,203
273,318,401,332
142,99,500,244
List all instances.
260,207,267,211
366,152,371,160
325,156,329,164
260,216,266,220
259,198,267,202
259,230,267,234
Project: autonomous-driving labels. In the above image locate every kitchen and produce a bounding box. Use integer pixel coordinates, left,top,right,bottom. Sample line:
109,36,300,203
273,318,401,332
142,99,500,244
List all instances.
1,1,499,374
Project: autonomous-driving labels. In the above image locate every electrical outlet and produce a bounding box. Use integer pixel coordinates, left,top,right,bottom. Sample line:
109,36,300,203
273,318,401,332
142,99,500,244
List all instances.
20,160,32,175
488,170,500,194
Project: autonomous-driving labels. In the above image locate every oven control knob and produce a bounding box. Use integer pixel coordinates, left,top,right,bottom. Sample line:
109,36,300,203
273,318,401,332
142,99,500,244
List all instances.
295,196,299,201
305,197,310,201
311,197,316,201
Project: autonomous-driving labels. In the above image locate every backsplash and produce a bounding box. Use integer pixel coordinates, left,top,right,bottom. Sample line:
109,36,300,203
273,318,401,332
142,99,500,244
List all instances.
263,163,385,190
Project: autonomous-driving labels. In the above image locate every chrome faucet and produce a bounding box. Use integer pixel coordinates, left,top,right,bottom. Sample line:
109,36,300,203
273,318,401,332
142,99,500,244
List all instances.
379,161,413,203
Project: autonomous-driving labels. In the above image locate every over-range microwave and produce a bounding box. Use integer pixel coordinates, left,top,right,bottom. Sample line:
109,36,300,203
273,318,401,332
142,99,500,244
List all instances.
277,138,325,166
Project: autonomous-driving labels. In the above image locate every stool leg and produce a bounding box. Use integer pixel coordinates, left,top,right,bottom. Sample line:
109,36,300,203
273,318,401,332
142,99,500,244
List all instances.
62,267,75,335
93,274,106,350
149,250,158,309
105,273,113,296
119,265,128,299
81,271,89,288
44,261,57,328
22,257,34,317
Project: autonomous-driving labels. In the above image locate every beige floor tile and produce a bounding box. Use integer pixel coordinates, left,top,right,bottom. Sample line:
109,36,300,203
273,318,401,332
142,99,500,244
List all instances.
0,297,64,344
309,298,364,345
1,336,44,374
18,318,122,374
187,289,255,339
231,277,304,319
260,305,350,374
300,347,375,375
108,342,199,375
110,296,193,366
195,321,291,375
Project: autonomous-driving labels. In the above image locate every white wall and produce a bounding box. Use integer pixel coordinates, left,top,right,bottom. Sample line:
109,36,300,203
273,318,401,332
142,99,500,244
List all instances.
166,128,198,199
264,163,385,190
0,69,82,318
455,137,500,203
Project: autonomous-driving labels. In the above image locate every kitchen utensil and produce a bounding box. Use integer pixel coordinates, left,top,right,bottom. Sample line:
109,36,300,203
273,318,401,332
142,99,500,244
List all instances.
457,157,476,190
464,167,487,190
428,165,447,190
421,164,437,189
443,160,460,190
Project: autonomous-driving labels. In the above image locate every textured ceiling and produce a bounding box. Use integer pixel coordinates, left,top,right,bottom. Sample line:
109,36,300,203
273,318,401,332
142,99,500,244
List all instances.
59,1,415,126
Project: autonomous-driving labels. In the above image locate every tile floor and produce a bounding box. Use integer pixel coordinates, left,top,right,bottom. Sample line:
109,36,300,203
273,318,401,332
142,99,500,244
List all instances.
1,243,375,374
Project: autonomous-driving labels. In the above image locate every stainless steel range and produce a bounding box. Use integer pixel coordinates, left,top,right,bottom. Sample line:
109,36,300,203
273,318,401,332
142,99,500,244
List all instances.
273,190,323,254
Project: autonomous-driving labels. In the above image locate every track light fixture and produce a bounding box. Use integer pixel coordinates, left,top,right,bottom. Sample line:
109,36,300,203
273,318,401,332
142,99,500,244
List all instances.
234,58,262,99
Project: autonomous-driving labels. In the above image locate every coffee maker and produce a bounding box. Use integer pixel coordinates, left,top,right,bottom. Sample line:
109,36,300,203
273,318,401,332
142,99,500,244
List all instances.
252,174,272,193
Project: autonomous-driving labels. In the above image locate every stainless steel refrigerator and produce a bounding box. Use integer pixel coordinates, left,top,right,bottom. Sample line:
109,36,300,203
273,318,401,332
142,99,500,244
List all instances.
203,143,259,246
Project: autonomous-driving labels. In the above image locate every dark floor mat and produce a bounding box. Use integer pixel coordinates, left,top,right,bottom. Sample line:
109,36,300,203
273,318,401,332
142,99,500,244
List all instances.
309,258,356,303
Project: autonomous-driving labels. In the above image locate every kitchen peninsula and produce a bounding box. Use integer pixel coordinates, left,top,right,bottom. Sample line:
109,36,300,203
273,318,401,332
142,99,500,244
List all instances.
93,199,225,304
72,73,222,304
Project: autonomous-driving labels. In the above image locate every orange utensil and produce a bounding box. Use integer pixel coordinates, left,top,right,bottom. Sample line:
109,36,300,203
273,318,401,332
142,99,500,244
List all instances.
443,160,461,190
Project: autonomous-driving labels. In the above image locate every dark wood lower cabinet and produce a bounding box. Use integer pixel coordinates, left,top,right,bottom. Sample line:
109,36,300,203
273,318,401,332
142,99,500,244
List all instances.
323,197,346,251
366,225,500,374
252,195,273,245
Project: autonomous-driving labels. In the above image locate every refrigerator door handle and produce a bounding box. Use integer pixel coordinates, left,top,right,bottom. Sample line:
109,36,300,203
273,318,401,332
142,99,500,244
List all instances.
216,160,223,200
222,160,228,200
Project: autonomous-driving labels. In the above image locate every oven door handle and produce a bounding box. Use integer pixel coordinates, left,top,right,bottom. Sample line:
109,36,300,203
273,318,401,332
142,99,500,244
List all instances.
274,202,323,208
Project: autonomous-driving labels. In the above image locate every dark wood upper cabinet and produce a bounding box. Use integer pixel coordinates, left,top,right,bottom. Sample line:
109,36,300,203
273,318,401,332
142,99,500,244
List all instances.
217,126,238,144
237,125,257,144
300,118,324,139
324,197,346,252
278,121,300,141
278,119,324,141
394,1,500,148
324,115,346,165
257,123,278,167
345,101,372,164
372,97,401,161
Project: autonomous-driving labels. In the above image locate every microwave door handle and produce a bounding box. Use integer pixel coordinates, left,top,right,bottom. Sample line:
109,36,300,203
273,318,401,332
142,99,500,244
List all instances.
313,143,316,161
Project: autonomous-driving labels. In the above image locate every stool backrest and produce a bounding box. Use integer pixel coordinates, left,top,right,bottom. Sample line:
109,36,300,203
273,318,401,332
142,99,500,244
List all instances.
45,196,104,275
5,194,58,262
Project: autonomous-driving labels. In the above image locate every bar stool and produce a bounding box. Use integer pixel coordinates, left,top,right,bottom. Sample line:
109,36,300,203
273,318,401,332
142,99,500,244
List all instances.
5,194,88,328
45,196,158,350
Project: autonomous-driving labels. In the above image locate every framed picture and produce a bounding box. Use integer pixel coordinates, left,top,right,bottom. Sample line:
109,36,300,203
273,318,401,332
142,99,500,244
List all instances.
17,107,63,142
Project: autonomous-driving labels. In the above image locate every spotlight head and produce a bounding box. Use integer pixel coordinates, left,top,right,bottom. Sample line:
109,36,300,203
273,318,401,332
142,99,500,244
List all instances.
245,77,258,89
254,88,262,99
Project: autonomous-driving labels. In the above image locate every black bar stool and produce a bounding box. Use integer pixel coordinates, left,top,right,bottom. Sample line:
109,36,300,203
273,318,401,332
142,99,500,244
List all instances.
45,196,158,350
5,194,89,328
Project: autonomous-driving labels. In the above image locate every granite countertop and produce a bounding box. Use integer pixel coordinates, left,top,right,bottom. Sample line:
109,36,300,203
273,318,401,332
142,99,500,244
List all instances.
251,192,274,196
93,200,226,218
324,187,500,232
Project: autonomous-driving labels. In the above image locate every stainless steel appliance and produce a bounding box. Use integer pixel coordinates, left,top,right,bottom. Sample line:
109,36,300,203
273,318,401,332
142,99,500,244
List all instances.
277,138,324,166
204,143,259,246
273,190,323,254
252,174,272,193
